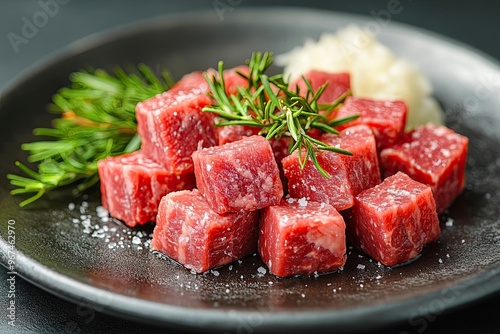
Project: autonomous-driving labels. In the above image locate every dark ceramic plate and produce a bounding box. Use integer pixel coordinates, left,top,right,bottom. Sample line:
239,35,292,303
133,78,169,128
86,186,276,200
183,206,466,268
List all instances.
1,8,499,334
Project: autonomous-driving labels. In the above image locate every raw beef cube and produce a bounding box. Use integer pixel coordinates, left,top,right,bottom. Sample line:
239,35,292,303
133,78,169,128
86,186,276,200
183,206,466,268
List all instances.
259,198,346,277
220,65,250,95
151,189,259,273
282,125,380,211
329,96,407,151
291,70,350,105
350,172,440,267
217,125,261,145
192,135,283,214
97,151,196,227
136,71,217,174
379,124,468,213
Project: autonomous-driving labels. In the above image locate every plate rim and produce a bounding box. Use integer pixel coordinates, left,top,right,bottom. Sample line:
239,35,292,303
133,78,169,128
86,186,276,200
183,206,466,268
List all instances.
1,6,500,333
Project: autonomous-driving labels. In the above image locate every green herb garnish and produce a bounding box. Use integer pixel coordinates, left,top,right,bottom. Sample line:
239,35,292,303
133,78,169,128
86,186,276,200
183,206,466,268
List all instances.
203,51,354,177
8,65,174,207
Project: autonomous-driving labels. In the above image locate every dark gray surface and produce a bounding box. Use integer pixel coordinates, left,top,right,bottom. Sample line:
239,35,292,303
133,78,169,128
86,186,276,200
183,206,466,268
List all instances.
1,1,500,333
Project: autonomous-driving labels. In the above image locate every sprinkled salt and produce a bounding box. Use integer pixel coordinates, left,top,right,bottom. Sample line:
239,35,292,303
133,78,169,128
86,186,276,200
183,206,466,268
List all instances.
211,270,220,277
68,203,75,211
375,275,382,280
357,264,366,270
301,293,305,298
132,236,141,245
438,258,443,264
257,266,267,275
298,197,308,207
445,217,454,227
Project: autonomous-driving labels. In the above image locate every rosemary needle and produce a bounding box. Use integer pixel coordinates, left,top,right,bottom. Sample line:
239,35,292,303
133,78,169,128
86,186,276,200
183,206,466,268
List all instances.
8,65,174,207
203,52,355,177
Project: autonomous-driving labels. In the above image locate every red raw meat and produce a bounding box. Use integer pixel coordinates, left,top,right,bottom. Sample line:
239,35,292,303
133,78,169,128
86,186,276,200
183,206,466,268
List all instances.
219,65,249,95
151,189,259,273
330,96,407,151
259,198,346,277
217,125,261,145
97,151,195,227
349,172,440,267
192,135,283,214
379,124,468,213
136,71,217,174
291,70,350,105
283,125,381,211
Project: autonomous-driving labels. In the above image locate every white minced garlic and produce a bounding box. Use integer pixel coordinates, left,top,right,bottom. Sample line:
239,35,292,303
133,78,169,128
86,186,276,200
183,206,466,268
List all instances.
276,26,444,129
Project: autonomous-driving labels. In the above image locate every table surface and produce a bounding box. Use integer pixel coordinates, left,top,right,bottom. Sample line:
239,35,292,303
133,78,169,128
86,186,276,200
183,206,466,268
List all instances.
1,1,500,333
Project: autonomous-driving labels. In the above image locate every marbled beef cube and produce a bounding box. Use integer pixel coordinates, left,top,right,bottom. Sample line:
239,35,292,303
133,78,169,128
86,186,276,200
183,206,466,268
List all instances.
379,124,468,213
192,135,283,214
97,151,195,227
350,172,440,267
151,189,259,273
217,125,261,145
291,70,350,105
136,71,217,174
329,96,407,151
259,198,346,277
282,125,380,211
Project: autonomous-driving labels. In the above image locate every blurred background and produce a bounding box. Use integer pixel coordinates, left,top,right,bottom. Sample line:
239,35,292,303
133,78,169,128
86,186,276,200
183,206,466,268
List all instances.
1,1,499,333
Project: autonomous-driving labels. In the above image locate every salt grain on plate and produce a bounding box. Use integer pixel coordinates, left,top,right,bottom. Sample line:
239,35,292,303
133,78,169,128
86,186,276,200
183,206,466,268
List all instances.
257,266,267,275
357,264,366,270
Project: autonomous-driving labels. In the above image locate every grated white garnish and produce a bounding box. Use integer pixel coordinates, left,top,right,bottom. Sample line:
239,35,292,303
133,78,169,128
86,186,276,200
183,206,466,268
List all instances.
276,26,444,129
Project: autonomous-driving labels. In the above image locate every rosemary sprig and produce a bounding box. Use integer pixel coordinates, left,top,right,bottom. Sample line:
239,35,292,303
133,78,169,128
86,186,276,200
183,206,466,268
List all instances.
8,65,174,207
203,52,354,177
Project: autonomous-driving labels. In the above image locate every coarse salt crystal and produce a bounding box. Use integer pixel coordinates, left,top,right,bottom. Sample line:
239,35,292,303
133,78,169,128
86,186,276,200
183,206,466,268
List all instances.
357,264,366,270
211,270,220,277
257,266,267,275
298,197,308,207
68,203,75,210
132,236,141,245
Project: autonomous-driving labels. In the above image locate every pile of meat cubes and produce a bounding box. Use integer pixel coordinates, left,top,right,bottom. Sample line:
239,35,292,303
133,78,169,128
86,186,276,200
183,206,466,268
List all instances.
98,67,468,277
